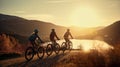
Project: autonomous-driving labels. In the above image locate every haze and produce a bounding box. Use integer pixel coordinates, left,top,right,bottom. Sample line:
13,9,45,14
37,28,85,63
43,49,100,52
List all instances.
0,0,120,27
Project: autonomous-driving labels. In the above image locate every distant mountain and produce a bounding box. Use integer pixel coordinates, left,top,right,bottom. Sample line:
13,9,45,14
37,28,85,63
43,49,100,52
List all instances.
97,21,120,45
0,14,67,41
0,13,103,42
70,26,103,35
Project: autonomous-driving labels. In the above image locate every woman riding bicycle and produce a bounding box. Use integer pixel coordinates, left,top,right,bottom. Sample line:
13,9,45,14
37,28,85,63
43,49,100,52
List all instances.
64,29,73,42
29,29,44,48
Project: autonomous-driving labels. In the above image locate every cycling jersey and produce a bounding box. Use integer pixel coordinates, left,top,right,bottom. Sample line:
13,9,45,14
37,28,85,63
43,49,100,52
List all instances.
64,31,71,38
50,31,59,41
29,33,38,42
64,31,73,42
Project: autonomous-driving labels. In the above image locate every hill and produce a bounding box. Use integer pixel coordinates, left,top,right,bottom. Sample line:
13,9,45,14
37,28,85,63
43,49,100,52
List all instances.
0,14,66,41
97,21,120,45
0,14,101,41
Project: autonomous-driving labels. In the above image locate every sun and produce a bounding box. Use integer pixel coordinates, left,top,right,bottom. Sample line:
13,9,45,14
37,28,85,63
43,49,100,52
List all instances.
70,6,101,27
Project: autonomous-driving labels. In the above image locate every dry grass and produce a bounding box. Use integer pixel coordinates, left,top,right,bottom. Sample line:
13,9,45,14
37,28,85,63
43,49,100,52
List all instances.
0,34,26,60
54,45,120,67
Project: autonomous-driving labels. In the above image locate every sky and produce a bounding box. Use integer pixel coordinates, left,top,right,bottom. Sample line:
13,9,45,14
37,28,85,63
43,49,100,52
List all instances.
0,0,120,27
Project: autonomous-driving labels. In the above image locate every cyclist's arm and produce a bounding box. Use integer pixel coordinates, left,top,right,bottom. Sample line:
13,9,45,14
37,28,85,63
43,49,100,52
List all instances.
55,32,60,40
69,32,73,39
37,35,44,43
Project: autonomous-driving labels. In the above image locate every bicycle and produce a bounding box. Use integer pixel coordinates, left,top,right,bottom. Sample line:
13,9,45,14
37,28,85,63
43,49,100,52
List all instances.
25,40,45,61
46,41,60,56
61,40,73,53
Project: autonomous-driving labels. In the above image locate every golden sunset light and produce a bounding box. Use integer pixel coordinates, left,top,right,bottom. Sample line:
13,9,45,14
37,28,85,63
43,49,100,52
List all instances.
0,0,120,27
1,0,120,67
70,6,102,27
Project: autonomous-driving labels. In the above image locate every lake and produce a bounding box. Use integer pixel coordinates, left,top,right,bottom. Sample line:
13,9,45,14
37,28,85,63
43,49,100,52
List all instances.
42,39,113,52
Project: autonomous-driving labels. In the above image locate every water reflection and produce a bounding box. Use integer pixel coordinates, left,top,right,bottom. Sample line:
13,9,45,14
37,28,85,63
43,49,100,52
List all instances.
70,39,113,52
43,39,113,52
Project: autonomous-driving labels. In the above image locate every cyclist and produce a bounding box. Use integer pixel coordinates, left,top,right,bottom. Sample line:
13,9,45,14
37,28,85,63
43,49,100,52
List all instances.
50,29,60,44
64,29,73,42
29,29,44,48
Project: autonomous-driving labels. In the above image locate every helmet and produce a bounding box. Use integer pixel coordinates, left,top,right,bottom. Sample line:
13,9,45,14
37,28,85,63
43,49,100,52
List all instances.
67,29,70,31
52,29,55,31
34,29,38,33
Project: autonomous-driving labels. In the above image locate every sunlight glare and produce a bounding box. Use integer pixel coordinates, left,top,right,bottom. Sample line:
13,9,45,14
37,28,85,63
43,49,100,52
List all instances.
71,6,102,27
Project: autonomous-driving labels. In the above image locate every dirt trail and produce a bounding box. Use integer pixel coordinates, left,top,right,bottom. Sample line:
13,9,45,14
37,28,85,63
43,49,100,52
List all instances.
0,50,79,67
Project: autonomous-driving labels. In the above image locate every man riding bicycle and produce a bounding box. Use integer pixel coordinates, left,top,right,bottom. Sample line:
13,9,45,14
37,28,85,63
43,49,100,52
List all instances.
29,29,44,48
64,29,73,42
50,29,60,44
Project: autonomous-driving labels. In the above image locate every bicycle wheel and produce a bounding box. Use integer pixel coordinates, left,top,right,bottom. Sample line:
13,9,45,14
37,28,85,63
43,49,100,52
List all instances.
46,44,53,56
54,43,60,54
61,42,67,53
25,47,34,61
68,41,73,51
37,46,44,59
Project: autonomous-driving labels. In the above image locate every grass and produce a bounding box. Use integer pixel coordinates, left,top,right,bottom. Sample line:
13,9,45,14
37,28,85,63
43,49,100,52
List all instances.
54,45,120,67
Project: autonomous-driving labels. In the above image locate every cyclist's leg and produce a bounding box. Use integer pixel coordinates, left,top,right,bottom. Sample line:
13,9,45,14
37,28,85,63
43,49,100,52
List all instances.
53,39,56,46
66,38,69,43
30,41,35,48
65,37,69,42
68,38,70,42
64,38,69,46
50,38,55,46
68,38,71,45
31,41,38,50
64,38,67,42
67,38,72,49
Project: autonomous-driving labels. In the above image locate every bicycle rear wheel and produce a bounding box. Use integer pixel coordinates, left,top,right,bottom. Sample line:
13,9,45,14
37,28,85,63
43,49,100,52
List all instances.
54,43,60,54
46,44,53,56
37,46,44,59
25,47,34,61
68,41,73,51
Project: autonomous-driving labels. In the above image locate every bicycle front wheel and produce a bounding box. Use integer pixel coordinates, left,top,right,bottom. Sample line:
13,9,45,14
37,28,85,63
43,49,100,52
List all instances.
37,46,44,59
25,47,34,61
46,44,53,56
